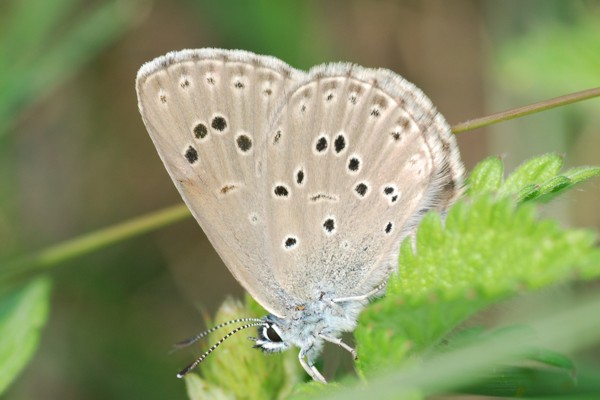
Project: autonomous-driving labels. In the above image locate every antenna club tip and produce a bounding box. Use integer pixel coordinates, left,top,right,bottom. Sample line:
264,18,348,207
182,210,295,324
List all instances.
176,373,185,379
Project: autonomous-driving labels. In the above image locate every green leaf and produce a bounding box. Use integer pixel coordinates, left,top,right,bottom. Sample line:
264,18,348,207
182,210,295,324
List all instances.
393,196,598,300
325,294,600,400
356,194,599,377
527,166,600,203
529,347,575,371
519,175,571,203
185,296,301,400
466,156,504,196
517,183,542,202
535,167,600,202
500,153,563,195
466,154,600,204
185,373,233,400
356,297,489,377
0,278,51,395
564,166,600,183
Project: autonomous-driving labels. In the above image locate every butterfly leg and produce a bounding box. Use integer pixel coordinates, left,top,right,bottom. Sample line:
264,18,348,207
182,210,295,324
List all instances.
319,334,358,360
298,348,327,383
331,280,387,303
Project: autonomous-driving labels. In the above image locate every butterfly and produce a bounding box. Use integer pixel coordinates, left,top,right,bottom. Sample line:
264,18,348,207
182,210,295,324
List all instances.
135,48,464,383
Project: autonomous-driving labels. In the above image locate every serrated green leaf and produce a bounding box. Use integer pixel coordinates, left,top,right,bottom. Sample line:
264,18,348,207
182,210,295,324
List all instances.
520,176,570,203
356,194,599,377
466,156,504,196
0,278,51,395
517,183,542,202
465,155,599,204
394,195,598,299
500,154,563,195
563,166,600,183
356,297,489,377
537,175,572,194
516,166,600,204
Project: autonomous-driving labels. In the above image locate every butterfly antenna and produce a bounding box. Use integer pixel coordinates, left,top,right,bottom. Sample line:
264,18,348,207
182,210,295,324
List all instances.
176,321,266,378
172,317,263,350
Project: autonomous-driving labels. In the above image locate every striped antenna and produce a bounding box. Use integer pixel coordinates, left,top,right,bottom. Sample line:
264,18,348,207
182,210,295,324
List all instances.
176,322,266,378
173,317,263,350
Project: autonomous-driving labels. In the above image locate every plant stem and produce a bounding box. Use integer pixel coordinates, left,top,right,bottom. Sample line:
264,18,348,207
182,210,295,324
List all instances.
0,204,190,282
452,86,600,133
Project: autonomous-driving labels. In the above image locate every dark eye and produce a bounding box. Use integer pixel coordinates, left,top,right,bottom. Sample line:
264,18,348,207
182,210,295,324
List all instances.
266,325,282,342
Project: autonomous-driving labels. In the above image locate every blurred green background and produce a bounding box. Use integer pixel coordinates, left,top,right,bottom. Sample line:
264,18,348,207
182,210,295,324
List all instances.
0,0,599,399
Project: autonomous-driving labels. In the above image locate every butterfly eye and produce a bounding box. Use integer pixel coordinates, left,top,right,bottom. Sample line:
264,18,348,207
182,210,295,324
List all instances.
266,324,283,342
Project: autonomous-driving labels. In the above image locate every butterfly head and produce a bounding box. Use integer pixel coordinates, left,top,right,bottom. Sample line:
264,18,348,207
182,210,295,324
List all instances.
253,318,290,353
252,294,367,354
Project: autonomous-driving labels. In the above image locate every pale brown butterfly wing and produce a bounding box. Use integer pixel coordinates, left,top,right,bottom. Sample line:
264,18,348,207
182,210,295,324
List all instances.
263,64,464,301
136,49,305,317
136,50,464,315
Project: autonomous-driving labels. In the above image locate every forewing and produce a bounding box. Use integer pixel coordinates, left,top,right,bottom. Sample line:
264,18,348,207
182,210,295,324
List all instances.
136,49,305,316
264,64,464,301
